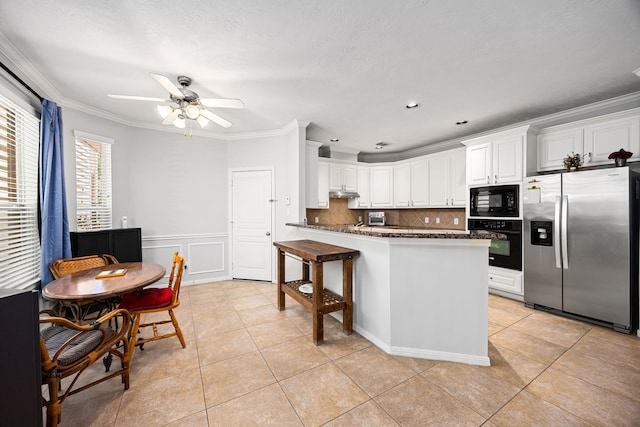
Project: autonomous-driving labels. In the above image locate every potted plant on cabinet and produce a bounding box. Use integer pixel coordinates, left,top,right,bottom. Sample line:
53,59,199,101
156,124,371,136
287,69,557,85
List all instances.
563,152,583,171
608,148,632,167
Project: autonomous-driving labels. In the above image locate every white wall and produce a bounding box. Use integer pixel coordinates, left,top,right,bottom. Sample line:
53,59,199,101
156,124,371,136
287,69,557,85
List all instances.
61,108,231,284
226,122,307,246
61,109,308,284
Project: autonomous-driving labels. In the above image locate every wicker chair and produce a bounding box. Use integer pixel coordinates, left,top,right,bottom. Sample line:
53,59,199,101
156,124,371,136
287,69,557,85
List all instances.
48,254,120,321
40,308,131,427
118,252,186,359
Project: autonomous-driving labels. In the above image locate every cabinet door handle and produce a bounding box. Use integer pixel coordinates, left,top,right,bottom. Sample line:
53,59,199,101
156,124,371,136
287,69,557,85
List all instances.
494,175,497,184
486,176,490,184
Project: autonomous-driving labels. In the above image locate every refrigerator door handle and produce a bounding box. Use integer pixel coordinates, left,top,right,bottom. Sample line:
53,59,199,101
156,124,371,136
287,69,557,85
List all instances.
561,195,569,269
554,196,562,268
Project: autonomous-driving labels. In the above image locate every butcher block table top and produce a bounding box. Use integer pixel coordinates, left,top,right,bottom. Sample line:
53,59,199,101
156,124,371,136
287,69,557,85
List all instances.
272,239,360,262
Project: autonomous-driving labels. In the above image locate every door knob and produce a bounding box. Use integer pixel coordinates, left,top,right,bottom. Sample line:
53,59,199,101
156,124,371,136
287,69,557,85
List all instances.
265,232,271,236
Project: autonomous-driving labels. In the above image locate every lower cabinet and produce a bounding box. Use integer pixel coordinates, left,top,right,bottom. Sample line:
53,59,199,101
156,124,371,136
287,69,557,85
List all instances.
488,267,523,297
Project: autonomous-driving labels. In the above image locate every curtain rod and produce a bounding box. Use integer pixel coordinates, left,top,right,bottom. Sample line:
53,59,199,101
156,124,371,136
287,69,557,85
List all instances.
0,61,44,102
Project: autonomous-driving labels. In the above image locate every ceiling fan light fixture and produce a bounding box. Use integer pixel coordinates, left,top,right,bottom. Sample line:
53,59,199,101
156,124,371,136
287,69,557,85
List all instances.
185,104,200,119
157,105,173,119
173,116,186,128
196,115,210,128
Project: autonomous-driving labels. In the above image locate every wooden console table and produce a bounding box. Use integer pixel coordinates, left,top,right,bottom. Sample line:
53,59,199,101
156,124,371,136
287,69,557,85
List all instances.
273,239,360,344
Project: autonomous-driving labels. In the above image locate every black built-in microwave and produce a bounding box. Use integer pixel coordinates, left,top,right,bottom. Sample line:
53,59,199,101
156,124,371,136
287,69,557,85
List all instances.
469,185,519,217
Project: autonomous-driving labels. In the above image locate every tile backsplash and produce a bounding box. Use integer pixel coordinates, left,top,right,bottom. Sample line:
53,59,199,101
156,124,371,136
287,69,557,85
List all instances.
306,198,465,230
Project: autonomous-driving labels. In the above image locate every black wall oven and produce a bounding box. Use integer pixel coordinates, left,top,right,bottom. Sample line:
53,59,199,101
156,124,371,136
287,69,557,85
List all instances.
468,219,522,271
469,185,519,217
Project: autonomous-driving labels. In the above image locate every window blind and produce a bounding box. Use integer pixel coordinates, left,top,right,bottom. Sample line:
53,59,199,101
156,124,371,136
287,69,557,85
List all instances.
0,94,41,290
75,136,112,230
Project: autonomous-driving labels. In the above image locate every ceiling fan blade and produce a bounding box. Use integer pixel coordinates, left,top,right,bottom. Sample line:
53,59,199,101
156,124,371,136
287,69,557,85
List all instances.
108,94,169,102
200,98,245,109
162,109,181,125
150,73,183,97
200,108,232,128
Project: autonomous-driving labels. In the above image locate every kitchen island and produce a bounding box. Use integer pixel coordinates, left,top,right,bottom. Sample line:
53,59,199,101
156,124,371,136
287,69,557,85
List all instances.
286,223,503,366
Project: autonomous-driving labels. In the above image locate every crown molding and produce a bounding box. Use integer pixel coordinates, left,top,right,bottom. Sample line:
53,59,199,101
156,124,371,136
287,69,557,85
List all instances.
363,91,640,162
0,31,63,101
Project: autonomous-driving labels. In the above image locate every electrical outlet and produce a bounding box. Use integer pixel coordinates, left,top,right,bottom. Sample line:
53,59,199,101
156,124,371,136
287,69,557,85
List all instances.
358,216,362,222
436,217,440,224
315,217,319,223
454,218,459,225
424,217,429,224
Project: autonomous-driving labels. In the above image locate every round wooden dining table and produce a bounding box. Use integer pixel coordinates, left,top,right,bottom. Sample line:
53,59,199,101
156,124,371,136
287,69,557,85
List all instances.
43,262,166,302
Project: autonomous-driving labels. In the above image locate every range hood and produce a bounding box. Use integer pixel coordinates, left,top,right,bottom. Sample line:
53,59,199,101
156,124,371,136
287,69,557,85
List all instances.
329,190,360,199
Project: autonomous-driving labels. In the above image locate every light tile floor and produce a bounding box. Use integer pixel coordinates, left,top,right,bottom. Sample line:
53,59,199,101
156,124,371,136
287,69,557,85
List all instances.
52,280,640,426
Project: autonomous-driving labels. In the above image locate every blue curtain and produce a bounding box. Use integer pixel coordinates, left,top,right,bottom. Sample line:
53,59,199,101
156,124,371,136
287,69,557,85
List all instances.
39,99,71,288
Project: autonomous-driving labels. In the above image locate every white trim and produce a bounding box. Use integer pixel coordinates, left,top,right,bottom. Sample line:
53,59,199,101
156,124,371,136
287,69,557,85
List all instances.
73,129,115,145
390,346,491,366
354,324,392,354
187,241,225,274
141,232,228,241
225,119,309,140
0,32,62,102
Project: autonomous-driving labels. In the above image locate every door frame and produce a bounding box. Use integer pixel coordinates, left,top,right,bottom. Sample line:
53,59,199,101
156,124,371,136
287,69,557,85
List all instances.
228,166,276,282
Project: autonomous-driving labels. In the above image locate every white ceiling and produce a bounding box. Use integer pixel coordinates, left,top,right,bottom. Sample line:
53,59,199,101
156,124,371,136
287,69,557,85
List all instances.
1,0,639,155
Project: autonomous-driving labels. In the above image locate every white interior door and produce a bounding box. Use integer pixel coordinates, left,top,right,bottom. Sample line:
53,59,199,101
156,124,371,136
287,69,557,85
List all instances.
231,169,273,281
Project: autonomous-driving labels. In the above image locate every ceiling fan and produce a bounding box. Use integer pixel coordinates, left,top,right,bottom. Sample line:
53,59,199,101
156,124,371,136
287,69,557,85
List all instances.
108,73,244,129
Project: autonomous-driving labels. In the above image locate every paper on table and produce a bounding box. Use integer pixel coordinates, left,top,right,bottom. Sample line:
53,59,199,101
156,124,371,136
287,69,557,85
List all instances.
96,269,127,279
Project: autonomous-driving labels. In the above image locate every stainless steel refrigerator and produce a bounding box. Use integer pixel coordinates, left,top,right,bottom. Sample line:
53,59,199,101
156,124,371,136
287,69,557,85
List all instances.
523,166,639,333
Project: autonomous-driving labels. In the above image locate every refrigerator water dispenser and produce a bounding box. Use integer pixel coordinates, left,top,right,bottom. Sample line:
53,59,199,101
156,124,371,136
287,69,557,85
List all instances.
531,221,552,246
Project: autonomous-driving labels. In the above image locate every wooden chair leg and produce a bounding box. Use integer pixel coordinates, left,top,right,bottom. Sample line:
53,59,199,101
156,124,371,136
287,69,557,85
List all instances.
169,310,186,348
128,313,142,361
45,378,62,427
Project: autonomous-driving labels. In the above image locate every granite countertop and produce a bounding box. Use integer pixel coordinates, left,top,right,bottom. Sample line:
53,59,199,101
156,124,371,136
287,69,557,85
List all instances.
286,223,506,239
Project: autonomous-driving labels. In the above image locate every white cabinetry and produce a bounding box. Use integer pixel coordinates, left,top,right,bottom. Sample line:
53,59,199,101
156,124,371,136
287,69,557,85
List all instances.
370,165,394,208
350,166,371,208
488,267,523,297
393,159,429,208
428,148,466,207
317,161,329,208
465,126,530,186
328,162,357,192
537,109,640,171
538,128,583,171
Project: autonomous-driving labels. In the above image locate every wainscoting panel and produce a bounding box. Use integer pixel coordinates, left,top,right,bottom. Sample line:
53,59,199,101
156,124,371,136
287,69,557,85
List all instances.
188,242,225,275
142,234,229,286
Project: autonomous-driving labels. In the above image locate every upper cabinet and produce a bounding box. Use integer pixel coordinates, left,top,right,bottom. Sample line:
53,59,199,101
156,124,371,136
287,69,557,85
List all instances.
537,109,640,171
428,148,466,207
317,161,330,208
350,166,371,208
393,159,428,208
370,165,394,208
464,125,531,186
329,162,357,192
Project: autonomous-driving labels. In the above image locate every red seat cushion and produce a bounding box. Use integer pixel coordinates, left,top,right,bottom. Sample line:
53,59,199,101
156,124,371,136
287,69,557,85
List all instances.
119,288,173,311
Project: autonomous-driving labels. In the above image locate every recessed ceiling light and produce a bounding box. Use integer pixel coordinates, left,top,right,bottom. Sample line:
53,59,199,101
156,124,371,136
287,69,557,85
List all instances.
456,120,468,125
330,138,339,142
405,102,419,109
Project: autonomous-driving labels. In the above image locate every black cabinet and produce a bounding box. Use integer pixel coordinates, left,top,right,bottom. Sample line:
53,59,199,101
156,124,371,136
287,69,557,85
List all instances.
0,289,43,427
70,228,142,262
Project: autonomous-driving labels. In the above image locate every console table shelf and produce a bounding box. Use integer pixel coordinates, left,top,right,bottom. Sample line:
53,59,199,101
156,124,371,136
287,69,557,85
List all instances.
273,240,359,344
